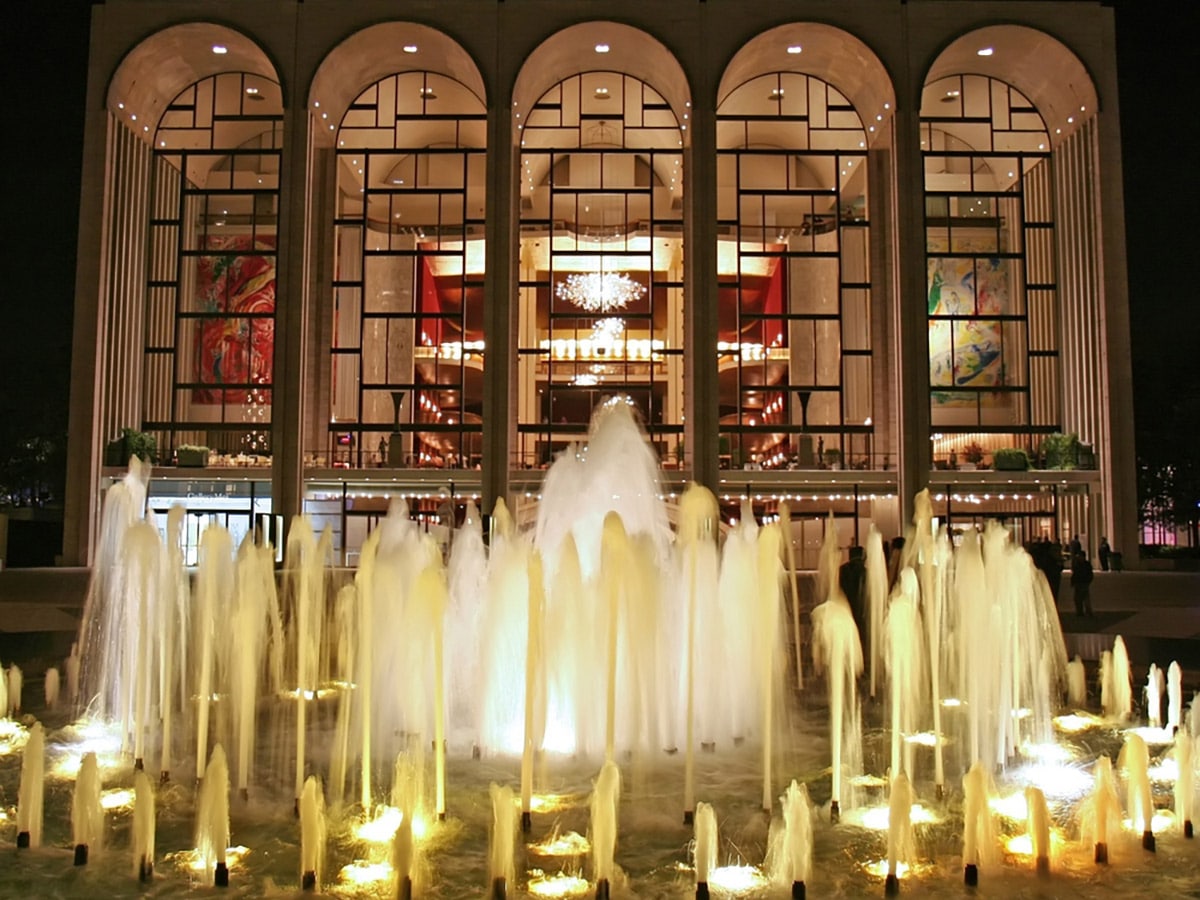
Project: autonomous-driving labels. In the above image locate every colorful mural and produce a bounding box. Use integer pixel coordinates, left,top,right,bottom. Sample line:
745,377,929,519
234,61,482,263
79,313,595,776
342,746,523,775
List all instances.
192,235,276,404
927,256,1009,405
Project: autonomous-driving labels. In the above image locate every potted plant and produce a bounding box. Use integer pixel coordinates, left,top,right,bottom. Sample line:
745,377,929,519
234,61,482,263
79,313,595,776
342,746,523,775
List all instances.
104,427,157,466
961,441,985,471
824,447,842,470
993,447,1029,471
176,444,210,467
1039,432,1080,470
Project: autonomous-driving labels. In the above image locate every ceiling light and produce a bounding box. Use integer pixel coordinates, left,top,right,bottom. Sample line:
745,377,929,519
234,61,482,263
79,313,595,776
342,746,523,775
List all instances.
212,45,228,55
403,45,418,54
245,87,259,95
556,272,645,314
977,47,994,57
594,43,610,54
787,45,802,55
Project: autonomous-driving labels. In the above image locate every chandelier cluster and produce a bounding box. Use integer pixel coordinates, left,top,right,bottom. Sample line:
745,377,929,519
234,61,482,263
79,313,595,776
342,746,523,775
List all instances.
555,272,646,314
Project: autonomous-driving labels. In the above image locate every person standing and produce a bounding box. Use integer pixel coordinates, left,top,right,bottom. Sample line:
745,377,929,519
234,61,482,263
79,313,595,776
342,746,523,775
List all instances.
1098,536,1111,572
1071,552,1094,617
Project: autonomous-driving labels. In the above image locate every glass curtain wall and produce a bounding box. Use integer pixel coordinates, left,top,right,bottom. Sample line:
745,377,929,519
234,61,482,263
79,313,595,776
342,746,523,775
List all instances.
516,73,684,469
330,72,486,470
921,75,1059,467
716,73,873,473
143,73,283,459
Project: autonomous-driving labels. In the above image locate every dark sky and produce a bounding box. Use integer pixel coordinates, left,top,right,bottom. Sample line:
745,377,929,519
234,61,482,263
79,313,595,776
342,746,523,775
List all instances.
0,1,1191,462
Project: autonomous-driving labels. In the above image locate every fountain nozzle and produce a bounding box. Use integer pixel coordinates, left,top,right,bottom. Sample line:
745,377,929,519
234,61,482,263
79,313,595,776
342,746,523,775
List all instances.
521,811,532,833
595,877,611,900
398,875,414,900
1094,842,1108,864
73,844,88,866
215,861,229,887
1143,830,1156,852
1036,856,1050,878
16,832,30,849
1186,820,1194,839
884,873,900,896
963,863,978,886
134,758,144,771
830,800,840,824
302,871,317,891
791,881,807,900
695,882,709,899
139,857,153,883
491,876,507,899
683,809,694,826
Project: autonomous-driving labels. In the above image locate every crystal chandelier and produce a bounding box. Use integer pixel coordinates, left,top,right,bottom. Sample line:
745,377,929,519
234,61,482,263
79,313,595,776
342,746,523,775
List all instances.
555,272,645,314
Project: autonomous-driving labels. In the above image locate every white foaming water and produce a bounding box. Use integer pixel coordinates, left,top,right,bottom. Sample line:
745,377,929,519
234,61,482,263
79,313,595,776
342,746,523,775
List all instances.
1024,785,1051,869
590,760,621,884
16,721,44,846
299,774,325,888
195,744,230,880
1079,755,1121,852
961,761,996,871
886,773,914,879
132,768,154,879
865,526,888,699
1147,663,1165,728
72,750,103,853
1120,733,1154,835
7,663,22,716
43,667,60,710
489,783,516,888
1067,656,1087,708
1174,732,1194,833
1109,637,1133,721
771,780,812,887
692,800,717,884
886,570,923,779
1169,661,1184,733
811,577,863,809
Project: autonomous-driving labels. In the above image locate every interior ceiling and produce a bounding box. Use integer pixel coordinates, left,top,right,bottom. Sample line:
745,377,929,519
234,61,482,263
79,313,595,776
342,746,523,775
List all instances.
309,23,487,150
717,22,895,149
107,23,279,141
924,25,1099,149
512,21,692,148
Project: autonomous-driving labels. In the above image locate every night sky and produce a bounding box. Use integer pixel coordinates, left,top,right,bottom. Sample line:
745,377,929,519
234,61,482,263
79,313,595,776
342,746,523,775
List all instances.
0,1,1193,490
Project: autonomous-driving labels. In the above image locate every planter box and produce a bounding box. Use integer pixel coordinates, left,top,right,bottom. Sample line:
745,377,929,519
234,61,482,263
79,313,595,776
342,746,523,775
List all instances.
994,457,1028,471
176,448,209,467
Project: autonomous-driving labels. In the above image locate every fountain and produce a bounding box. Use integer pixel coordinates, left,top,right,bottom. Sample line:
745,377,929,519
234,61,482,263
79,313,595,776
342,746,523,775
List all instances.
15,720,43,847
1080,755,1120,863
1120,732,1155,851
72,751,103,865
6,400,1200,898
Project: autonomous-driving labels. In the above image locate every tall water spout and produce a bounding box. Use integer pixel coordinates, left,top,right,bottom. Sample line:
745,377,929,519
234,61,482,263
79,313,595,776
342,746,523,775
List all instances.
489,783,516,899
230,536,276,798
679,483,718,823
1067,656,1087,708
72,751,103,865
885,773,914,896
778,503,803,691
415,562,449,820
158,504,189,782
16,721,44,848
522,552,546,832
774,780,813,898
1081,755,1120,863
6,663,22,716
1108,637,1132,721
886,570,923,780
1147,663,1165,728
865,527,888,700
66,642,81,706
757,522,784,813
133,768,155,881
392,808,415,900
1169,661,1184,733
44,668,60,709
600,513,628,763
1120,732,1155,851
591,761,621,899
812,581,863,821
300,775,325,891
194,526,233,782
355,526,381,811
287,518,330,809
961,761,994,885
1175,731,1194,838
1025,786,1051,876
196,744,232,886
693,801,717,898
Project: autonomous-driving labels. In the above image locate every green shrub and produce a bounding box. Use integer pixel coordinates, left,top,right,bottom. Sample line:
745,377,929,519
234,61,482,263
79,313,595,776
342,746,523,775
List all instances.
993,447,1029,470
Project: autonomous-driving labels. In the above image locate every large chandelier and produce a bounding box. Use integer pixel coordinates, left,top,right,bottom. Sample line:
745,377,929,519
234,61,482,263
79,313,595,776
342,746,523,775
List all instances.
555,272,645,314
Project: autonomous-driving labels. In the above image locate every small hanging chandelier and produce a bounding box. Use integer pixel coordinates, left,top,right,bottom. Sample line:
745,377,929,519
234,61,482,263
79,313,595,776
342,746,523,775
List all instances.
555,272,645,314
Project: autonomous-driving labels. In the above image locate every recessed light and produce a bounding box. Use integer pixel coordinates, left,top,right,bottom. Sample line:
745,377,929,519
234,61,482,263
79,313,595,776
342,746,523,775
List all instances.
117,102,124,110
420,87,437,99
594,43,610,54
977,47,994,57
212,45,228,55
1067,116,1074,124
946,90,961,98
403,45,418,54
245,87,259,95
786,45,802,55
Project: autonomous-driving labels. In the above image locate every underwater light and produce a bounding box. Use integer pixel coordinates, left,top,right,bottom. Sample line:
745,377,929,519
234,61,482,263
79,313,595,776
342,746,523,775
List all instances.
527,871,590,897
709,865,769,893
339,860,393,886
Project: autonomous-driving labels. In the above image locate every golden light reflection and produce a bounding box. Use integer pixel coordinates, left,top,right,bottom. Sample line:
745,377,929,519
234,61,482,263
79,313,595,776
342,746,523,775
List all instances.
1020,741,1079,764
1004,830,1065,856
339,860,393,886
49,719,125,778
527,871,590,898
354,806,429,844
904,732,951,748
989,793,1028,821
526,793,574,814
708,865,769,894
1124,726,1174,747
850,774,889,788
845,804,940,831
101,788,136,810
1123,811,1175,833
1053,712,1104,733
529,830,590,857
0,720,28,755
177,845,249,873
941,697,964,708
1007,762,1093,801
863,860,911,879
1149,757,1179,783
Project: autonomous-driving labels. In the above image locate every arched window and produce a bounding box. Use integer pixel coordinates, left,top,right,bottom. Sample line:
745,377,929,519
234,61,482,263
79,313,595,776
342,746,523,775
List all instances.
717,73,873,471
921,74,1058,460
330,72,486,469
516,73,684,468
144,72,283,457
